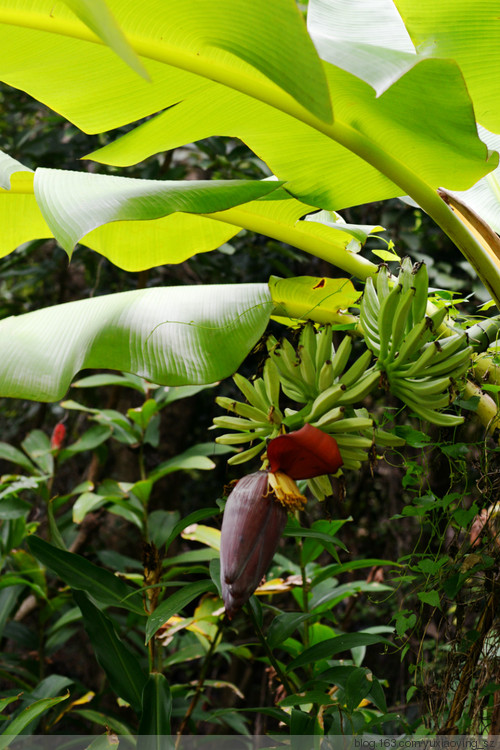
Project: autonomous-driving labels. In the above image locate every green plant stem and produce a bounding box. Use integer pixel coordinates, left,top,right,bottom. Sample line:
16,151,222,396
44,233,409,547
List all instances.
246,602,296,696
175,617,224,745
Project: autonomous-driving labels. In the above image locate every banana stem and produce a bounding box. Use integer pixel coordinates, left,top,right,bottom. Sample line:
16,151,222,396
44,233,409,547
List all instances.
462,380,500,434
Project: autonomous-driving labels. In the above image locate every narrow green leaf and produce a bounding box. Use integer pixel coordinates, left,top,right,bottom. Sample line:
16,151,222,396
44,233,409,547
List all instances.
47,498,66,550
0,696,21,715
73,591,147,712
0,693,69,746
59,425,113,460
267,612,315,650
286,633,391,672
146,580,216,643
28,536,144,614
0,284,272,401
137,673,172,746
0,443,36,474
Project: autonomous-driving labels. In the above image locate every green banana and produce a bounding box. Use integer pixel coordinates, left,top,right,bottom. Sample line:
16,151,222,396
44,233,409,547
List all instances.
373,428,406,447
341,349,373,388
307,383,346,422
412,262,429,324
376,265,391,300
398,396,464,427
423,332,468,365
399,341,441,378
331,335,353,379
394,375,453,398
337,368,380,405
315,325,334,371
262,358,281,406
299,322,317,362
309,406,345,429
317,360,335,392
392,385,451,411
216,430,269,445
227,441,266,465
418,347,472,379
387,287,415,361
335,434,374,449
216,396,270,423
327,417,374,432
213,415,270,431
298,344,317,389
378,283,403,361
233,372,269,413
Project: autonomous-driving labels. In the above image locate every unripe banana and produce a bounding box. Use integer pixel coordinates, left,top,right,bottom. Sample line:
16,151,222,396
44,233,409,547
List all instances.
216,431,268,445
337,368,380,405
387,318,433,372
387,287,415,361
262,359,281,406
309,406,345,429
317,360,335,392
400,341,441,378
362,277,381,326
299,322,317,362
298,344,317,389
326,417,373,433
331,335,353,379
307,473,334,501
341,349,373,388
339,446,370,462
397,396,464,427
425,332,468,364
216,396,270,423
227,441,266,465
335,434,374,449
233,373,269,412
307,383,346,422
342,458,363,470
398,256,414,295
378,283,403,361
420,347,472,379
412,262,429,324
376,265,391,300
394,375,453,398
315,325,334,371
213,415,270,431
392,385,451,411
373,428,406,447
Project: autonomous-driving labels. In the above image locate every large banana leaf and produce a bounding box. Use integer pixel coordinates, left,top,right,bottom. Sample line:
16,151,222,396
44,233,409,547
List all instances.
0,284,272,401
394,0,500,133
0,0,331,133
87,57,495,212
0,156,381,277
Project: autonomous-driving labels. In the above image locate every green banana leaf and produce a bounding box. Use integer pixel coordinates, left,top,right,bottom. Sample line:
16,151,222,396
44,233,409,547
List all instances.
0,284,272,401
394,0,500,133
0,157,381,277
87,56,495,212
0,0,331,133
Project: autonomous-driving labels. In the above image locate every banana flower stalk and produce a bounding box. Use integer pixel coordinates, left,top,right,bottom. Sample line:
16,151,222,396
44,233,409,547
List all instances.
220,424,342,618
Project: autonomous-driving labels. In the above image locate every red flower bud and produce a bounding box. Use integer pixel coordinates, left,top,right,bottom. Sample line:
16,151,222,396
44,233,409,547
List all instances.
220,471,289,619
50,422,66,451
267,423,343,480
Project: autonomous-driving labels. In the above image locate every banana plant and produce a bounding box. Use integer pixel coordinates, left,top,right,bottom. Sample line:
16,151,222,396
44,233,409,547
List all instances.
1,0,500,409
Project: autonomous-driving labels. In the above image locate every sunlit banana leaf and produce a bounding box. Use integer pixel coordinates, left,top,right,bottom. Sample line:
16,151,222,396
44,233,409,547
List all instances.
0,0,331,133
87,57,495,212
307,0,418,95
0,158,380,277
269,275,360,325
0,284,272,401
394,0,500,133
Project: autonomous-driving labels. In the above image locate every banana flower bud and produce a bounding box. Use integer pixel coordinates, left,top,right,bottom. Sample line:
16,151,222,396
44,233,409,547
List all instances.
220,425,343,618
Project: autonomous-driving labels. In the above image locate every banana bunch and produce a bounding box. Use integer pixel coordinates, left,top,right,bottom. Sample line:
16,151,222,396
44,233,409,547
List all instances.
360,259,472,426
214,322,405,490
214,358,284,466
